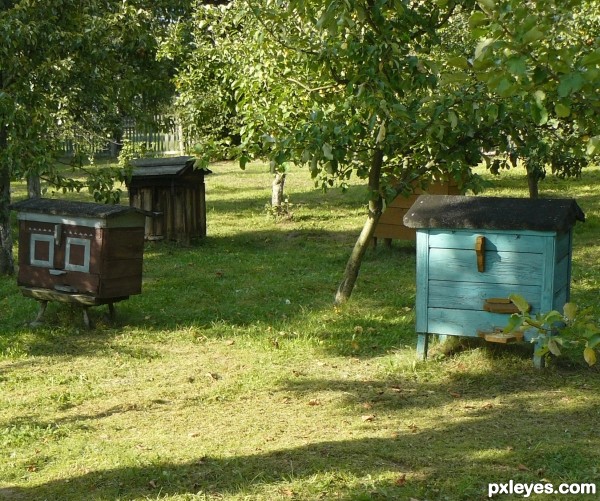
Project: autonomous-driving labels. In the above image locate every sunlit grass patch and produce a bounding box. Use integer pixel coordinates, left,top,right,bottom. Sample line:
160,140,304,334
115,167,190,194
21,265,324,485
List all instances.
1,161,599,500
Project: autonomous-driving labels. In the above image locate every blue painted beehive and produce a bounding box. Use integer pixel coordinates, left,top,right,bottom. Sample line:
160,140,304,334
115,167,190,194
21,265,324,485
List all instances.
404,195,585,367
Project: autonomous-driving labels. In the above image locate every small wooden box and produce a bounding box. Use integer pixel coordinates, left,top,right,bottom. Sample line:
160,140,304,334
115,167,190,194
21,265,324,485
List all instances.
12,198,145,299
404,195,585,366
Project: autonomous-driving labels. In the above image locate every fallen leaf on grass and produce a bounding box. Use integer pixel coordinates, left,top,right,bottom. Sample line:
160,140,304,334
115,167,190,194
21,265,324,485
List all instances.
361,414,375,422
394,473,407,486
148,480,158,489
225,339,235,346
518,464,529,471
308,399,321,406
448,391,461,398
206,372,220,381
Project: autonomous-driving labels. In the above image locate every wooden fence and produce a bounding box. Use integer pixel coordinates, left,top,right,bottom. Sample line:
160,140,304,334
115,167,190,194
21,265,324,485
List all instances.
61,116,183,157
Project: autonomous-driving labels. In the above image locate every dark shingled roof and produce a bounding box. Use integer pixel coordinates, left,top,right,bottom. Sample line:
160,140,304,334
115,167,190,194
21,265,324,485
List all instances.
10,198,141,218
128,156,211,179
403,195,585,232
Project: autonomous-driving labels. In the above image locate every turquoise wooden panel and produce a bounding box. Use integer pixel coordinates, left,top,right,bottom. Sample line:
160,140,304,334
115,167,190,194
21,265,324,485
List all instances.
428,230,548,253
428,248,543,285
555,231,571,261
427,308,537,341
428,281,541,311
553,254,570,293
415,231,429,333
540,236,556,313
553,285,568,310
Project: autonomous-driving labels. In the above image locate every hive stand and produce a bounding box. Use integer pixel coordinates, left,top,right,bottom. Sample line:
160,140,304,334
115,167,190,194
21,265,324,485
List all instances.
22,287,127,329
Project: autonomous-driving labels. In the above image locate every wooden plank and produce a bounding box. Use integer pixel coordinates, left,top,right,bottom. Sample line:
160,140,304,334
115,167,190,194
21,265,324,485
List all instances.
553,253,570,295
378,206,410,224
555,231,571,261
101,259,143,280
428,248,543,285
17,268,100,295
20,286,128,306
373,223,416,240
385,195,418,210
427,308,537,341
101,228,144,261
99,276,142,297
199,181,207,237
553,285,568,311
415,230,429,334
428,281,541,311
428,230,548,253
540,237,556,313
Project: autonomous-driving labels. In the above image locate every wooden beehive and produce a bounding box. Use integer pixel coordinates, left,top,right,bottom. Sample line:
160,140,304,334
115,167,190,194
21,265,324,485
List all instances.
126,156,211,243
11,198,146,326
403,195,585,367
373,180,460,244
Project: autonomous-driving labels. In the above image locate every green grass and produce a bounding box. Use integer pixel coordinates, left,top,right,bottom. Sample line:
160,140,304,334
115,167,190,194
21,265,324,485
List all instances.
1,162,600,500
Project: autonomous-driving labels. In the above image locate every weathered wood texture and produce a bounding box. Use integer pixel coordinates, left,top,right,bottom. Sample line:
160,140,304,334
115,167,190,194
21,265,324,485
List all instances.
373,181,460,243
404,195,584,367
11,199,145,302
127,157,209,243
417,229,572,340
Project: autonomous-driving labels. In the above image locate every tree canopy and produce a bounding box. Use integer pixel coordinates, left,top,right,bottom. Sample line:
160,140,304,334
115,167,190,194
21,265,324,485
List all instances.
0,0,184,274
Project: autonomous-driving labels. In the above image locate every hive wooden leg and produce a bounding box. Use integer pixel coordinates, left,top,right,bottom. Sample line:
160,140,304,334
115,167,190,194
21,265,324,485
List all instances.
82,307,92,330
416,333,429,360
30,300,48,327
106,303,116,323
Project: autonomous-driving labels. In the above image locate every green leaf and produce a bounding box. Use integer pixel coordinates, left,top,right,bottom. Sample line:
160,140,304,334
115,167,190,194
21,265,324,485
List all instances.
504,313,524,334
532,102,548,125
542,310,563,325
583,347,597,366
469,12,488,29
446,56,469,70
322,143,334,160
555,103,571,118
586,334,600,350
586,136,600,156
548,338,561,356
448,110,458,129
477,0,496,12
509,294,530,314
474,38,495,61
522,27,544,44
507,57,527,77
376,122,386,144
563,302,577,321
581,49,600,67
557,73,585,98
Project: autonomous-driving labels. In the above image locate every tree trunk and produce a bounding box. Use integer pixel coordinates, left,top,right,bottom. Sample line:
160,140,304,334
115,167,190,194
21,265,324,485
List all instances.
527,169,539,199
334,148,384,305
27,173,41,198
0,123,14,276
272,171,286,211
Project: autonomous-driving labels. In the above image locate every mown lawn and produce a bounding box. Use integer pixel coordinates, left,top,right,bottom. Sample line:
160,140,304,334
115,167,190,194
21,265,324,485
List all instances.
0,162,599,501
